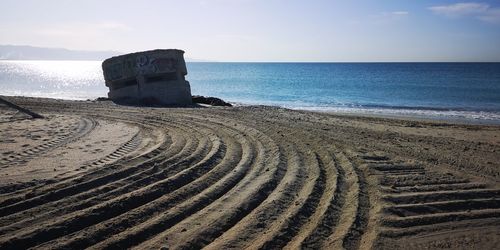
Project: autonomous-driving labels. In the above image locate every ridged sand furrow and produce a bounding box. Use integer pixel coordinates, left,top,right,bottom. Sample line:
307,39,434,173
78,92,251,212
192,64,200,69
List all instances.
306,150,358,249
382,209,500,228
260,152,327,249
379,218,500,238
0,125,228,249
0,121,216,236
0,117,96,167
383,182,487,193
385,198,500,217
130,129,258,249
300,149,346,249
371,155,500,248
0,120,169,209
342,151,370,250
383,189,500,204
0,130,166,210
0,116,197,212
282,151,337,250
82,120,253,249
199,143,292,249
2,97,498,250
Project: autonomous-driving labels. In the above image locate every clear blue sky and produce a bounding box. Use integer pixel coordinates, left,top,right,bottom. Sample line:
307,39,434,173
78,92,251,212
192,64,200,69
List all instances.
1,0,500,62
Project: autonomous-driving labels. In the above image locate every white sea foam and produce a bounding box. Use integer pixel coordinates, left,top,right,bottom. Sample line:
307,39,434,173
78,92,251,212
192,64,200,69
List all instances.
290,105,500,124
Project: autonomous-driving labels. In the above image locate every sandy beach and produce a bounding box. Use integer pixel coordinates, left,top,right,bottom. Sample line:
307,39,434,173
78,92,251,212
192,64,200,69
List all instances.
0,95,499,249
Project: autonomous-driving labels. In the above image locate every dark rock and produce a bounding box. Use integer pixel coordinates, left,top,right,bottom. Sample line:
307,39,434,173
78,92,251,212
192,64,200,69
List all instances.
192,95,232,107
95,97,111,101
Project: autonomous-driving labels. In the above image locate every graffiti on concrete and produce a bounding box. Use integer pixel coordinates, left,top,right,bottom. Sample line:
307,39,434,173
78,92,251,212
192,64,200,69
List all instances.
104,54,178,81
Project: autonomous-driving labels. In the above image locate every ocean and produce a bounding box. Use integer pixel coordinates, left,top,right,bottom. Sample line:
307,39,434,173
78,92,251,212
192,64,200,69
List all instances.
1,61,500,123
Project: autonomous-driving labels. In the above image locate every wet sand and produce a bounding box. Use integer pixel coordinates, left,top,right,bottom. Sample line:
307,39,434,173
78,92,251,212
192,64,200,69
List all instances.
0,96,499,249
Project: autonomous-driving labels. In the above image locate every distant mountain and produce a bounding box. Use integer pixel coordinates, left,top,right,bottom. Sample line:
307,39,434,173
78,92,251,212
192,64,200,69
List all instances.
0,45,211,62
0,45,120,60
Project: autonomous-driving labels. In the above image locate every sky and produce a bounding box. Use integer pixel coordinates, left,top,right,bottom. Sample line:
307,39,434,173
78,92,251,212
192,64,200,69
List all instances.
1,0,500,62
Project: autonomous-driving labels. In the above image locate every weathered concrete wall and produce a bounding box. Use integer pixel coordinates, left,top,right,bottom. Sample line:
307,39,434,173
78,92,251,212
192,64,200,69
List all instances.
102,49,192,105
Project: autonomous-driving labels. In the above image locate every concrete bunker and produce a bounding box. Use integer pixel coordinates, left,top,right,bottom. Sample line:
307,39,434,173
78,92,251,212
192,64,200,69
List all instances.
102,49,192,105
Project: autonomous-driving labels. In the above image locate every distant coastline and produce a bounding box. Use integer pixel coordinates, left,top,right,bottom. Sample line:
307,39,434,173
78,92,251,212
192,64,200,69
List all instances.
0,45,119,61
0,45,211,62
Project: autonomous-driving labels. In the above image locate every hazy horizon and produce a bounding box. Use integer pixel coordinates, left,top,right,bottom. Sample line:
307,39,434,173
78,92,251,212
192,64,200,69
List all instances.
2,44,500,62
1,0,500,62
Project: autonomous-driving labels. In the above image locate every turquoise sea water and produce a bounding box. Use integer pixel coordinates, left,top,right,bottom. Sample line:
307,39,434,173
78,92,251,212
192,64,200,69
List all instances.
1,61,499,122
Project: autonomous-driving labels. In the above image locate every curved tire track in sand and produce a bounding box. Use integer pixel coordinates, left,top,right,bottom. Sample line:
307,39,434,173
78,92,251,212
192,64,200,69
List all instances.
0,100,499,249
0,116,97,168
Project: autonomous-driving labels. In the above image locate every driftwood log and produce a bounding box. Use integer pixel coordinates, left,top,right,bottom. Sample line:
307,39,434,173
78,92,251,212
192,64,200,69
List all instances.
0,97,44,119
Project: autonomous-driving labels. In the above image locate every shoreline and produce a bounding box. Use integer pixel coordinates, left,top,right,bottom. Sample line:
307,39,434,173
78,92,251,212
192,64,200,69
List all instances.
207,100,500,125
4,95,498,126
319,109,500,126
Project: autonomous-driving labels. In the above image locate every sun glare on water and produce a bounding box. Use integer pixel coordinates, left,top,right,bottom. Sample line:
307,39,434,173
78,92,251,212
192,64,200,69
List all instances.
13,60,103,87
0,60,107,100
